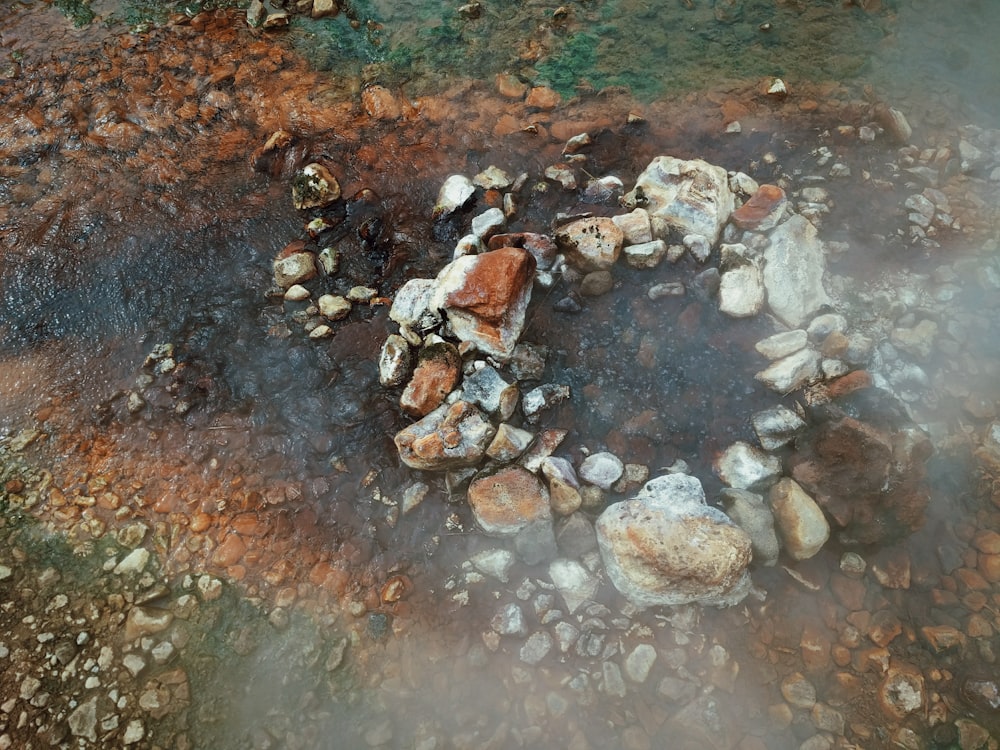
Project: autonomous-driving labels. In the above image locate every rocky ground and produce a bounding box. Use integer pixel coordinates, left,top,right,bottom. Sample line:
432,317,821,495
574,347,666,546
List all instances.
4,3,1000,750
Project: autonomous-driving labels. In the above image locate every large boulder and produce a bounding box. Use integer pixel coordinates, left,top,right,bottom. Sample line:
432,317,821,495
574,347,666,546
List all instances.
394,401,496,470
762,215,831,328
595,474,753,608
622,156,735,246
431,247,536,359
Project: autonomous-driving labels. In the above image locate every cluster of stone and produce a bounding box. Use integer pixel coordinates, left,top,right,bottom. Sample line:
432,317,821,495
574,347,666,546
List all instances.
376,147,935,611
246,0,341,29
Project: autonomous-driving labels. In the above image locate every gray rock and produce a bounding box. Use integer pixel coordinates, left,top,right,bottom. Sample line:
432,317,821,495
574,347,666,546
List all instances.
769,478,830,561
548,559,598,614
491,603,527,637
554,621,580,653
378,334,411,387
781,672,817,708
394,401,496,470
763,215,831,327
462,364,518,420
624,644,658,683
755,347,821,393
433,174,475,219
752,405,807,450
806,313,847,341
514,520,559,566
720,488,780,567
890,319,938,360
623,156,735,245
471,549,516,583
755,329,808,360
602,661,627,697
68,697,98,742
509,343,547,381
714,442,781,491
555,513,598,558
578,451,624,490
471,207,506,240
624,239,668,269
520,632,553,665
595,474,753,609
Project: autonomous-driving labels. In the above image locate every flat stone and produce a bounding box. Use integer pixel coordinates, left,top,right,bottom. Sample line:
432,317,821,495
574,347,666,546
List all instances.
752,405,807,450
781,672,816,708
124,606,173,642
520,631,553,665
731,184,787,231
763,215,831,328
755,329,808,360
471,549,516,583
624,643,658,683
273,252,317,289
720,488,779,567
719,254,765,318
471,207,506,240
612,208,653,245
624,239,668,269
361,85,401,121
433,175,476,219
714,442,781,491
755,347,821,393
318,294,351,320
67,697,98,742
468,466,552,537
548,558,598,614
491,603,527,637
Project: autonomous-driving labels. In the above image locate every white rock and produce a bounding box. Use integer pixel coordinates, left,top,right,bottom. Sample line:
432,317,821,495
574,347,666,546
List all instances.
471,207,506,240
751,405,807,450
714,442,781,491
763,215,831,328
624,644,658,683
720,488,780,567
471,549,516,583
113,548,150,576
719,256,765,317
578,451,624,490
318,294,351,320
755,329,808,360
283,284,310,302
378,334,411,387
612,208,653,245
434,174,476,219
548,559,598,614
755,347,821,393
389,278,440,344
462,365,518,420
624,239,668,269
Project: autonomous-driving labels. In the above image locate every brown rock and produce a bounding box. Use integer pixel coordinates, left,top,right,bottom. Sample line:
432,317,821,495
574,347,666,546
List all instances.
830,573,867,611
978,553,1000,582
394,400,496,470
432,247,536,359
555,216,624,272
525,86,560,109
468,466,551,537
399,342,462,417
496,73,528,99
972,530,1000,554
361,85,402,121
212,533,246,567
800,624,831,672
824,370,872,399
921,625,966,652
731,184,787,231
867,609,902,647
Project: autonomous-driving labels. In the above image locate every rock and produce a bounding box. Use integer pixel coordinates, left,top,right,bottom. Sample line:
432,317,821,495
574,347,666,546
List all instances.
114,548,150,576
522,383,571,423
471,549,516,583
579,451,624,490
400,342,462,417
262,10,290,29
389,278,439,344
474,165,513,190
623,156,735,245
471,207,506,240
545,163,577,190
781,672,817,708
68,697,98,742
755,347,821,393
807,313,847,341
541,457,583,516
433,175,476,219
880,666,924,718
890,319,938,360
956,719,991,750
875,105,913,144
520,632,553,665
395,401,496,470
123,719,145,745
555,217,624,271
731,184,787,231
509,342,548,381
548,559,598,614
283,284,310,302
603,662,627,698
311,0,337,18
755,329,808,360
468,466,552,537
486,423,534,462
714,442,781,491
246,0,266,26
683,233,712,263
463,365,518,420
768,478,830,561
612,208,653,245
624,239,668,269
580,270,614,297
317,294,351,321
555,513,598,557
752,405,807,450
595,474,753,608
124,606,173,641
273,252,317,289
492,603,527,637
361,85,401,121
378,334,411,387
291,163,341,210
718,250,765,318
788,417,931,545
762,215,831,328
720,489,780,567
624,644,658,683
431,247,536,359
525,86,560,109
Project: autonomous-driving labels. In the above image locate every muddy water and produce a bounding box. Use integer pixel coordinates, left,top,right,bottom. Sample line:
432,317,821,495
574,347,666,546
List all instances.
2,1,1000,749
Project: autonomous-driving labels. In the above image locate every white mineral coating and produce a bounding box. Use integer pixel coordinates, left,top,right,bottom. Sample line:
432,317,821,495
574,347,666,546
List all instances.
719,256,765,318
433,174,476,219
623,156,735,246
394,401,496,470
578,451,624,490
715,441,781,491
471,207,506,240
522,384,571,423
595,474,753,609
751,405,807,450
763,215,831,328
548,558,599,615
769,478,830,561
389,278,440,344
755,347,821,393
555,216,624,271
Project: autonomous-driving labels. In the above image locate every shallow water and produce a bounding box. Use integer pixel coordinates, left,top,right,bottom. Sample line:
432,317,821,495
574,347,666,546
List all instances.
2,1,1000,749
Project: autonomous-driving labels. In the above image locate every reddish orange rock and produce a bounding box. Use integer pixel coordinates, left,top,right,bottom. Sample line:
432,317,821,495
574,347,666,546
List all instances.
826,370,873,399
525,86,560,110
496,73,528,100
361,85,402,121
978,553,1000,582
212,533,246,567
468,465,552,537
399,342,462,417
731,184,787,231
